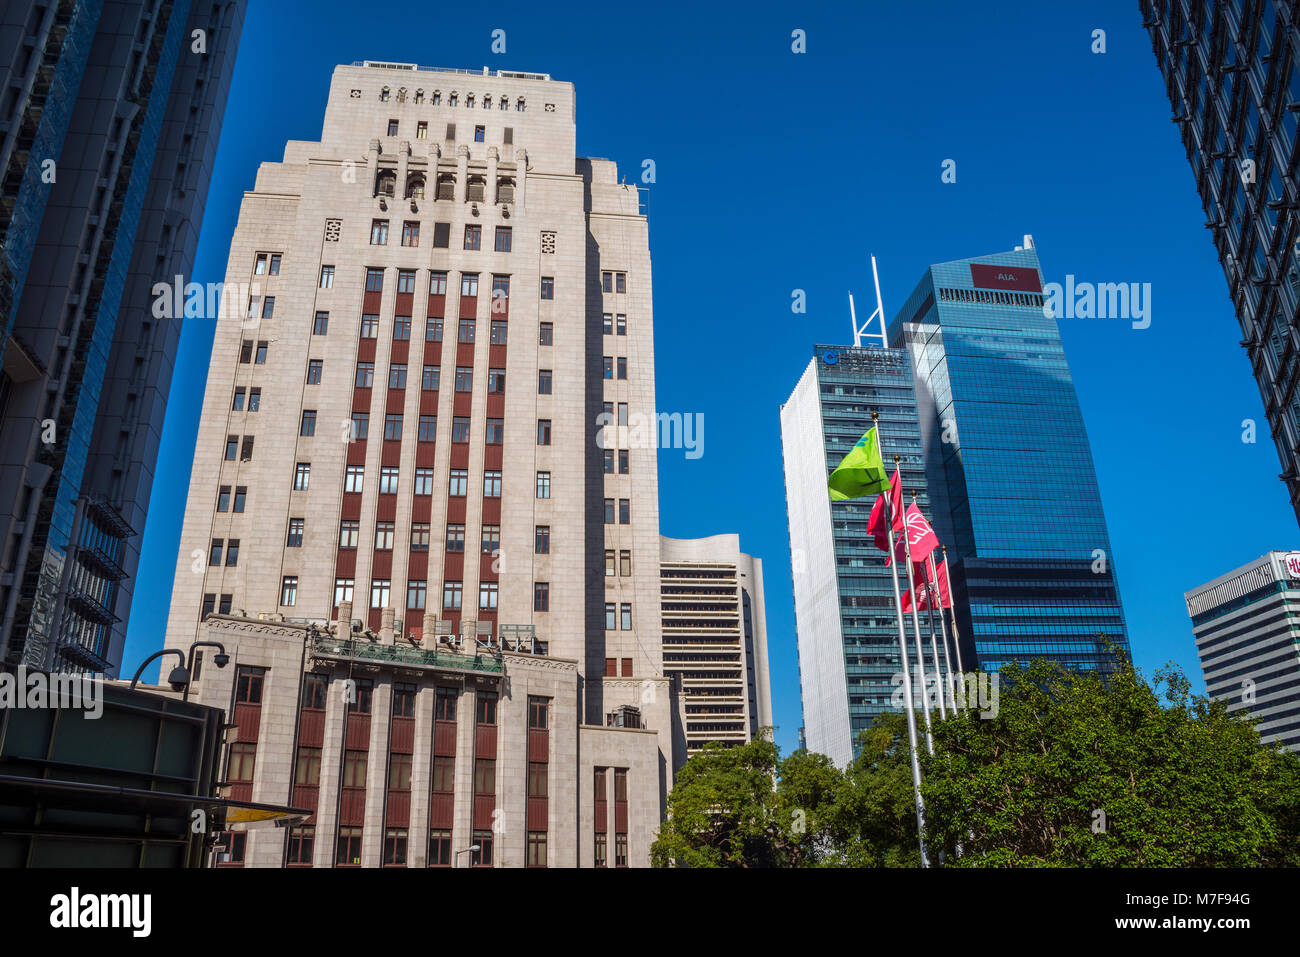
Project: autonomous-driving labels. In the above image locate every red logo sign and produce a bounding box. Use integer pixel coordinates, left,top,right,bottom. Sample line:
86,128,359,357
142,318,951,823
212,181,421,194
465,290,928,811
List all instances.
969,263,1042,292
1285,552,1300,578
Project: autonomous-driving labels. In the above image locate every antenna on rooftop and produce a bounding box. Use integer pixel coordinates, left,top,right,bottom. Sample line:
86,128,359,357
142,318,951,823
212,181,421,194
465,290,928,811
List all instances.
850,255,889,349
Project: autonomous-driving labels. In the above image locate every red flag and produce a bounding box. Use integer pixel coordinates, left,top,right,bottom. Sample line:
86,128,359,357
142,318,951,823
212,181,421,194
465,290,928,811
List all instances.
902,565,949,612
892,503,940,565
930,559,951,609
866,469,903,553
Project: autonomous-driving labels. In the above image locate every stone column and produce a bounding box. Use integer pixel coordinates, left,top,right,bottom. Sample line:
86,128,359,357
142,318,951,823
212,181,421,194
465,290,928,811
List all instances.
487,147,499,204
366,139,379,196
456,146,469,203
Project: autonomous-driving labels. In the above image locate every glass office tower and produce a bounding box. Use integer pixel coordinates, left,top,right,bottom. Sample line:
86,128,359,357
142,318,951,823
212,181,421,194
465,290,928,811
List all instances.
1141,0,1300,524
889,244,1130,675
781,344,941,766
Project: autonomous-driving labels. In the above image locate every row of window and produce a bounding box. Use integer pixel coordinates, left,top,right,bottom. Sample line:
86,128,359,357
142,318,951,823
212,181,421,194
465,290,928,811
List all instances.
292,462,559,499
377,87,528,112
371,221,514,253
328,577,564,614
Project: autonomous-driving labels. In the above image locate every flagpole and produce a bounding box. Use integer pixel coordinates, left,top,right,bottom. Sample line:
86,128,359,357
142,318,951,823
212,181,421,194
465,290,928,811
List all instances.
941,545,967,710
911,491,949,720
894,458,935,755
928,551,959,714
875,416,929,867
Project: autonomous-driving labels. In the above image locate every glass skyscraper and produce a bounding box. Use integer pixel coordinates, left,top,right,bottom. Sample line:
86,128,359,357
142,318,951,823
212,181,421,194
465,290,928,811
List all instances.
781,344,943,766
1141,0,1300,524
889,243,1130,675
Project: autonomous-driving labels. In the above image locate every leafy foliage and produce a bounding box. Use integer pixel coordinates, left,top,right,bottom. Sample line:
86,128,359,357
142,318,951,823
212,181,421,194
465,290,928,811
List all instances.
651,658,1300,867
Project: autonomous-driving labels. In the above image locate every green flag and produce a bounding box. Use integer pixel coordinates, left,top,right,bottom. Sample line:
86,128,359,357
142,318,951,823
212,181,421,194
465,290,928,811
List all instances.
828,426,892,500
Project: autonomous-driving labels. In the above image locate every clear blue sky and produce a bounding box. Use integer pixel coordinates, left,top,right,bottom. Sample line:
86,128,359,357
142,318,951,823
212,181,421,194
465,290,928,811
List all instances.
124,0,1296,755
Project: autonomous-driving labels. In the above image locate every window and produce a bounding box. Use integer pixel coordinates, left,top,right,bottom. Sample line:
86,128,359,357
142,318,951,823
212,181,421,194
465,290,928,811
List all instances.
429,269,448,294
477,692,498,725
621,603,632,630
490,319,507,344
389,364,408,389
447,469,467,496
483,470,501,497
535,370,553,397
287,826,315,866
487,368,505,393
380,466,400,494
294,463,311,490
619,499,630,524
605,603,616,630
228,742,256,783
287,517,304,547
464,225,481,250
603,313,613,335
619,450,629,474
415,468,436,495
371,579,391,609
604,498,615,524
528,696,549,729
616,272,627,294
307,359,323,384
603,356,613,379
337,827,363,867
534,582,549,612
451,417,470,442
485,418,503,444
319,265,334,288
389,751,413,788
233,666,265,705
458,319,476,344
348,680,374,714
443,581,463,610
248,389,260,412
479,581,498,610
620,550,632,576
387,119,399,136
435,687,457,722
605,550,615,577
535,526,550,554
615,833,628,868
383,829,408,867
474,759,495,794
426,318,443,342
334,578,354,605
241,436,255,461
595,833,607,868
255,253,268,275
416,120,428,139
474,125,485,142
344,465,364,493
221,435,236,460
361,314,379,338
537,419,551,445
461,274,479,297
371,219,389,245
365,267,385,292
209,539,223,567
429,831,451,868
401,221,419,247
339,521,360,549
528,762,548,799
407,580,427,611
375,522,395,550
255,341,268,364
355,362,375,388
216,486,231,512
602,271,613,293
539,322,553,346
342,751,368,789
351,412,369,441
300,410,317,436
603,449,614,474
536,471,551,498
419,414,437,441
228,486,246,514
481,524,500,553
527,832,547,868
494,227,511,252
540,276,554,300
446,524,465,552
393,315,412,339
422,366,439,391
472,832,493,867
240,340,253,363
432,224,450,249
617,357,628,380
281,576,298,606
616,314,627,335
455,366,473,391
232,389,245,412
411,524,431,551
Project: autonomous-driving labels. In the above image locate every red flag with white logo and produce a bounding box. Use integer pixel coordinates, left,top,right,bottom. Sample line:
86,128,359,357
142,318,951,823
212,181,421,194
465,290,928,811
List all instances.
866,468,903,553
892,503,940,565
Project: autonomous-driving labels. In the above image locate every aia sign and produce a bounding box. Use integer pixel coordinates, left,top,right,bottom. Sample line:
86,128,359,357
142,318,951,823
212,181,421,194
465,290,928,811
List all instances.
1284,552,1300,578
969,263,1042,293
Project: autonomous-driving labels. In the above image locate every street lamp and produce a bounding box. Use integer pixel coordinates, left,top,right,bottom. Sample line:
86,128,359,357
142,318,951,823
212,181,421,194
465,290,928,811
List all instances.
455,844,481,868
127,642,228,699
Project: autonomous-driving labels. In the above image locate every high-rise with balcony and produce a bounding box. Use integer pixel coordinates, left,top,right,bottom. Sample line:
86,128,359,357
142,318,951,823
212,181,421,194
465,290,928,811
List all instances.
780,344,941,767
659,534,771,754
162,62,678,866
1185,550,1300,753
0,1,246,676
1141,0,1300,523
889,242,1130,676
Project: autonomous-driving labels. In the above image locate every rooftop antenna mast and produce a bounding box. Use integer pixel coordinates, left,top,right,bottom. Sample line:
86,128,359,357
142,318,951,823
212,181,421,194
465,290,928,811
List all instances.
850,255,889,349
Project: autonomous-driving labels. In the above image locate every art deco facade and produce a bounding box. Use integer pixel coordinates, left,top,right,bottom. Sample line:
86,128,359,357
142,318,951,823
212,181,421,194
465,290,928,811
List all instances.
1185,550,1300,752
659,534,771,754
780,344,941,767
889,244,1130,675
163,62,681,865
1141,0,1300,523
0,0,246,675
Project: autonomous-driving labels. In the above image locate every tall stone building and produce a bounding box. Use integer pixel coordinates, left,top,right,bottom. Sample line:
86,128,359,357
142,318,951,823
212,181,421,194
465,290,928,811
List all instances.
0,0,247,675
163,62,682,866
660,534,772,754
